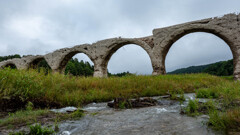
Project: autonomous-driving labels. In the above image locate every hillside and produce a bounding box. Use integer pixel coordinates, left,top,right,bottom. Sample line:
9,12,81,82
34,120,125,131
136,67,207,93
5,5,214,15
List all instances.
168,65,209,74
168,59,233,76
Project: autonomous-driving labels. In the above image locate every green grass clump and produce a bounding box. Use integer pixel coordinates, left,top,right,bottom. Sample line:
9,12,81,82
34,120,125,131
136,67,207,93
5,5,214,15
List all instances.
208,108,240,132
9,124,55,135
196,88,219,99
169,90,186,101
71,109,84,119
26,102,34,111
0,109,85,130
0,109,50,128
184,100,217,116
185,99,199,116
118,101,126,109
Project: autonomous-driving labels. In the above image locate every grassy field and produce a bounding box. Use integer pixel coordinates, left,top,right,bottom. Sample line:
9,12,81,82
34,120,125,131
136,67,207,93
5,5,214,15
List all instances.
0,68,239,133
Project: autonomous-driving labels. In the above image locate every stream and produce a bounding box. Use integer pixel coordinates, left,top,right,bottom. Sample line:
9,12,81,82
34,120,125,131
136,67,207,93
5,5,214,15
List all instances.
56,94,223,135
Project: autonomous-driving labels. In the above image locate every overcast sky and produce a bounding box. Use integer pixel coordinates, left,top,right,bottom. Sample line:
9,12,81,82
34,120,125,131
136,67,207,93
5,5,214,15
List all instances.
0,0,239,74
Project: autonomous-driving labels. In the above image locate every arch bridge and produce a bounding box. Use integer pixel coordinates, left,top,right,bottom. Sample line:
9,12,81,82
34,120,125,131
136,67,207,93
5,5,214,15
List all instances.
1,13,240,79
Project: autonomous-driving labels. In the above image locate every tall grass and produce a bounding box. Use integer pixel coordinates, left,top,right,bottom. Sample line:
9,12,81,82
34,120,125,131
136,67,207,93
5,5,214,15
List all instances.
0,68,227,108
0,69,240,132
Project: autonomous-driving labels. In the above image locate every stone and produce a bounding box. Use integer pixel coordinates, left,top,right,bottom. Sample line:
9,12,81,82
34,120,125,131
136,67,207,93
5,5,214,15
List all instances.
50,106,78,113
107,97,158,109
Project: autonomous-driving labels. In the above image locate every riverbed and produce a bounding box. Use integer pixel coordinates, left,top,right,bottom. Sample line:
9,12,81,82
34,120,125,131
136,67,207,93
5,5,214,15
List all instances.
57,94,223,135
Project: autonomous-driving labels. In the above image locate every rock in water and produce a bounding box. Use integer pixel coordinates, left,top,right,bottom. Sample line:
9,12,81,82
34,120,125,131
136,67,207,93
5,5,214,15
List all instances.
107,97,158,109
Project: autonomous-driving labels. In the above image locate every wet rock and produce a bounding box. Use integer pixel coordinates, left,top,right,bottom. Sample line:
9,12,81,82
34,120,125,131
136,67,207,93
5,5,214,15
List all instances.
107,97,158,109
160,95,171,98
60,131,71,135
157,99,177,106
50,107,77,113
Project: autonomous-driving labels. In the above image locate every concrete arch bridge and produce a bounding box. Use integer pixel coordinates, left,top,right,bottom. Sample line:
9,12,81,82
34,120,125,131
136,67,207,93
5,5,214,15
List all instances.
1,13,240,79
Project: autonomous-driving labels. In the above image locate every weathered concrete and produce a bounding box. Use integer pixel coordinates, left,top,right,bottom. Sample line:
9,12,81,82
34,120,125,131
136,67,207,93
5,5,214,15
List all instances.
1,13,240,79
0,55,46,70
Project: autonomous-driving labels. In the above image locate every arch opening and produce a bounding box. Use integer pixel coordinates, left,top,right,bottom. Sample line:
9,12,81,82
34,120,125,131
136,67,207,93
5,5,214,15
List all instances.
165,32,233,76
29,58,51,73
63,53,94,76
29,57,51,71
107,44,153,76
3,63,17,69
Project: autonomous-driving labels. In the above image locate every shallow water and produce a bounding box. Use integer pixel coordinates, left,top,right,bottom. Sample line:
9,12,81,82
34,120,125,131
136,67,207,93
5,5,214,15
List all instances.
57,94,223,135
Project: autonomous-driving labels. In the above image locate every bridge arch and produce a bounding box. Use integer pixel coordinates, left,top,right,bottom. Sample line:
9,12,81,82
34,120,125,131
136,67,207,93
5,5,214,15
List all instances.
28,57,49,69
161,25,237,76
97,38,154,77
1,62,17,69
107,44,153,75
57,50,94,74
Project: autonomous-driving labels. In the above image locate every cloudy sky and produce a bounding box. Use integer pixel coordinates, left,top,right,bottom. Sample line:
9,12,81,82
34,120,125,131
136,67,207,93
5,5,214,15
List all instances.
0,0,239,74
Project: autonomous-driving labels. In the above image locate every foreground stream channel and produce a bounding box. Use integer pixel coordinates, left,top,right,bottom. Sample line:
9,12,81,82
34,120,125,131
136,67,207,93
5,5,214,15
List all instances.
54,94,223,135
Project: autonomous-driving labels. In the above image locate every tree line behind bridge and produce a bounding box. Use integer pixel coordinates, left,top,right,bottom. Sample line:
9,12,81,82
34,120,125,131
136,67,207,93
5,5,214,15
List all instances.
0,54,132,77
0,54,233,77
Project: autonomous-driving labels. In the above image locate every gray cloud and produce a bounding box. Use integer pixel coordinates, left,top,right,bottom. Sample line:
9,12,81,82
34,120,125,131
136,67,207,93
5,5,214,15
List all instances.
0,0,239,74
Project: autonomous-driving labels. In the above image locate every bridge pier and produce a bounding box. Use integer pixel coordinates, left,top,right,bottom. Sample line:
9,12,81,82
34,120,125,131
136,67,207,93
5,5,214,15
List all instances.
93,69,107,77
233,52,240,81
151,60,166,75
93,58,108,77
